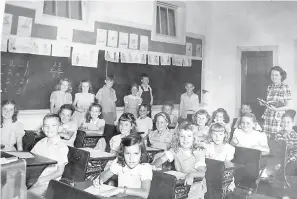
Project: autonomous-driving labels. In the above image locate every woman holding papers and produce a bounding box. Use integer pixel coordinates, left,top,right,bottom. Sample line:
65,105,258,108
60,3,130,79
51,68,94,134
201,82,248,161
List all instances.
261,66,292,138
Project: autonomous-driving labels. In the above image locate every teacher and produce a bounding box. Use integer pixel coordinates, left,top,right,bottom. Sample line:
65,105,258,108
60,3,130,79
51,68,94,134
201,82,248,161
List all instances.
262,66,292,138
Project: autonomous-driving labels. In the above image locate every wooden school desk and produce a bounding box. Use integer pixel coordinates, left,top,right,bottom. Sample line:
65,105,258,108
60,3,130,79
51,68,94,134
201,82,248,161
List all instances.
1,151,57,188
62,147,116,181
146,147,164,163
74,130,105,148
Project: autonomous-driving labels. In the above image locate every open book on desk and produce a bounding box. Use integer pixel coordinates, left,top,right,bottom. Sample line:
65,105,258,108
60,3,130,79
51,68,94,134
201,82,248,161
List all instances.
257,98,285,108
84,184,115,195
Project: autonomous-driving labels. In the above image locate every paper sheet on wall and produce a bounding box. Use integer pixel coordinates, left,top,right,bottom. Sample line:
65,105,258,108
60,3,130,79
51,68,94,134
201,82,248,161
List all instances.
172,55,183,66
96,29,107,47
120,50,129,63
8,36,32,54
186,43,193,56
84,184,115,195
72,44,98,67
140,35,148,51
129,33,138,50
2,13,13,35
118,32,128,49
57,27,73,42
31,38,52,56
196,44,202,57
182,56,192,67
16,16,33,37
105,49,119,63
160,54,171,65
107,30,118,47
52,41,71,57
148,52,159,65
1,35,8,52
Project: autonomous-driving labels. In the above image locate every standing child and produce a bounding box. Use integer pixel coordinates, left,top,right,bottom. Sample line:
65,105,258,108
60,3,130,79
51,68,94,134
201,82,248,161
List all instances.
136,104,153,143
93,134,152,198
153,121,207,199
162,101,178,129
179,82,200,120
81,103,106,151
109,113,137,154
231,113,270,155
149,112,173,150
232,104,262,131
210,108,231,135
274,110,297,175
50,78,73,114
124,83,142,118
1,100,24,151
192,109,210,140
58,104,78,146
73,80,95,125
96,75,117,124
29,114,68,196
138,73,153,117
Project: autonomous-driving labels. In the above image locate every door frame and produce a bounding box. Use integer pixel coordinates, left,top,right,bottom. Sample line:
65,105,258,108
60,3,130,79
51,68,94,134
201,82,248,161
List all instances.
235,46,278,117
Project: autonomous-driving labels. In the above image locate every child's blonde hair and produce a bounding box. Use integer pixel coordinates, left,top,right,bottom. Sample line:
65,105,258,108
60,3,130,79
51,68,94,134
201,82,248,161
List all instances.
77,80,93,93
209,123,229,143
55,78,72,93
170,121,202,153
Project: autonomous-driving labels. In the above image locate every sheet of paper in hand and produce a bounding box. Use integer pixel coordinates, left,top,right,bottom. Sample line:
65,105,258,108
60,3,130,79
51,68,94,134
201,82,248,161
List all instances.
164,170,186,180
257,98,285,108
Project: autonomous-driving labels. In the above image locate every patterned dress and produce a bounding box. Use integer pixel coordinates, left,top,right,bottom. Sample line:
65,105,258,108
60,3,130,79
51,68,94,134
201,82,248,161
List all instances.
262,83,291,136
274,130,297,175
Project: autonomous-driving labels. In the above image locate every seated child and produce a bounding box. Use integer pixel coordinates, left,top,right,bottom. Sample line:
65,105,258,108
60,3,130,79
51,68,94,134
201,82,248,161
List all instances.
192,109,210,141
210,108,231,135
274,110,297,176
93,134,152,199
232,104,262,131
81,103,106,151
58,104,78,146
110,113,137,154
162,101,178,129
149,112,173,150
136,104,153,143
205,123,236,191
1,100,24,151
29,114,69,196
153,121,207,199
231,113,270,155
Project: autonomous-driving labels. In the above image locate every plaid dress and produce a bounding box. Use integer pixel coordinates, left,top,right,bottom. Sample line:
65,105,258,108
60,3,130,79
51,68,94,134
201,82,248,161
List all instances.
262,83,291,136
274,130,297,175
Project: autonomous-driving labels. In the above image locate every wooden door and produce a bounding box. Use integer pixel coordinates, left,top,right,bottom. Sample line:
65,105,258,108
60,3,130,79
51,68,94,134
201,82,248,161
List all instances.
241,51,273,122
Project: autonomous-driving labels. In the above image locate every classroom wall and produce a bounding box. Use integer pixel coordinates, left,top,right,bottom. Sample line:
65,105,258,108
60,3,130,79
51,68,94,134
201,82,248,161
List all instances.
204,1,297,122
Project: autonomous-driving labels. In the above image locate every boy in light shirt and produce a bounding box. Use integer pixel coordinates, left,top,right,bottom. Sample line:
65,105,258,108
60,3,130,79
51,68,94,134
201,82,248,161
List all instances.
179,82,200,120
29,114,69,196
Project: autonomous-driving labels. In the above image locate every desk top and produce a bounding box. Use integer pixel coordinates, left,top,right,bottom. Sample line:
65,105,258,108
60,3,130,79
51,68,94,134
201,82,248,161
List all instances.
1,151,57,167
80,148,116,160
225,161,244,170
146,147,164,152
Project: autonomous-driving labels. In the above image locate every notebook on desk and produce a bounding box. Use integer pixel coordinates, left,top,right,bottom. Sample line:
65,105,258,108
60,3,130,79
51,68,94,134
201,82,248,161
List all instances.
84,184,115,195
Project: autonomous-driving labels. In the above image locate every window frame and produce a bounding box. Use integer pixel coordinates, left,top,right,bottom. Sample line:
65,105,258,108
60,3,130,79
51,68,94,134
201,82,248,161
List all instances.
156,2,177,37
151,1,186,45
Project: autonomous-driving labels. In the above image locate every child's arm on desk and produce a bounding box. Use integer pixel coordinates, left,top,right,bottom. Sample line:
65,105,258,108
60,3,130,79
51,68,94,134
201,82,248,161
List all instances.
184,166,206,185
33,163,67,186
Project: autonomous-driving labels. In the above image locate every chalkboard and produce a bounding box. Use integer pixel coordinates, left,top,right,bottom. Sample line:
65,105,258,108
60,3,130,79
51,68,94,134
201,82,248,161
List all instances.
1,51,202,110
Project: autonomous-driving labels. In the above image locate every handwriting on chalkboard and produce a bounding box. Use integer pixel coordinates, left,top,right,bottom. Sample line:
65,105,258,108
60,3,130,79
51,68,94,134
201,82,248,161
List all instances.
1,59,30,95
49,61,64,78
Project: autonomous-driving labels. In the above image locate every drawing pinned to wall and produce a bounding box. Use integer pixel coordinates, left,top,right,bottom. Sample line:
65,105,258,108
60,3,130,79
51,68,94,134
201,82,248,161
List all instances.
186,43,193,56
16,16,33,37
96,29,107,47
52,42,71,57
105,49,119,63
119,32,128,49
196,44,203,57
107,30,118,47
2,13,13,35
31,38,52,56
8,36,32,54
120,50,129,63
182,56,192,67
148,52,159,65
72,44,98,67
129,34,138,50
57,27,73,42
140,36,148,51
1,35,9,52
160,54,171,66
172,55,183,66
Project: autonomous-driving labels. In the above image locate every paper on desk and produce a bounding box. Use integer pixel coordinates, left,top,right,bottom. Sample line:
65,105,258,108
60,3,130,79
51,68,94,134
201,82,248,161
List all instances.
0,157,18,164
81,148,115,158
164,171,186,180
6,151,34,159
84,184,115,195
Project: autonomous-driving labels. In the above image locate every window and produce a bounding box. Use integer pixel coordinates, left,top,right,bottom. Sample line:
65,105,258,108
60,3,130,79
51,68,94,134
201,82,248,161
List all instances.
43,0,83,20
152,1,186,45
156,2,177,37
